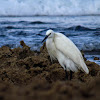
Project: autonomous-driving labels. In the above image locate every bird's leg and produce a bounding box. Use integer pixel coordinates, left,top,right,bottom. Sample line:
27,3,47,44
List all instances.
64,65,68,80
70,71,73,80
65,70,68,80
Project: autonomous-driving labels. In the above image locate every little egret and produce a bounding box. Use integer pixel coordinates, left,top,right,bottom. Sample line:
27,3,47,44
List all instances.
42,29,89,79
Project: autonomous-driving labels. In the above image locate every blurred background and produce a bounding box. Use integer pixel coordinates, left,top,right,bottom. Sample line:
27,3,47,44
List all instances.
0,0,100,64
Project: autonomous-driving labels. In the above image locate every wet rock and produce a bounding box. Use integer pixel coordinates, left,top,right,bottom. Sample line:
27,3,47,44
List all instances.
94,57,99,60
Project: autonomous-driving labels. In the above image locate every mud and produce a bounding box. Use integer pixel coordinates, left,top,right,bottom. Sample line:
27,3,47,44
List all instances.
0,41,100,100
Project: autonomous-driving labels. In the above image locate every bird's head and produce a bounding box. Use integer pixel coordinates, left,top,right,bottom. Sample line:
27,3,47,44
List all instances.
42,29,55,43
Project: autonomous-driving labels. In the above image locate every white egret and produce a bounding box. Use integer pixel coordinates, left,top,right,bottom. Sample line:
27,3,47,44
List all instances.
42,29,89,79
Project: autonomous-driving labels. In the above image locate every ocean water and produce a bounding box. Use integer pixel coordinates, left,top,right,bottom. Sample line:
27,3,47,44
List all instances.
0,16,100,65
0,0,100,64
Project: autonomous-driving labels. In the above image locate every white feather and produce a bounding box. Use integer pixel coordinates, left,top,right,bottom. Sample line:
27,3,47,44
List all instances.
46,30,89,74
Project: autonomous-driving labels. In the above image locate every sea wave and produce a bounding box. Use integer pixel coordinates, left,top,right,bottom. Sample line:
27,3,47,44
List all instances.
0,0,100,16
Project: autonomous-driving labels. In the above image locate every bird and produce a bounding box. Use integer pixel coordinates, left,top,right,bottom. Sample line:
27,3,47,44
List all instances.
42,29,89,79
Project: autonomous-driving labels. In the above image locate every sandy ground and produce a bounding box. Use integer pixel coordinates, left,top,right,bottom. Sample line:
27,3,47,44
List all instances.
0,41,100,100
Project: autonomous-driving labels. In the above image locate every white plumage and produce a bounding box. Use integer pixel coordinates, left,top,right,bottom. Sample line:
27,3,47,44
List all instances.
42,29,89,74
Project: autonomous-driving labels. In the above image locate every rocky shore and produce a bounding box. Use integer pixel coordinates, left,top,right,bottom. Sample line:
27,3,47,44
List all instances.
0,41,100,100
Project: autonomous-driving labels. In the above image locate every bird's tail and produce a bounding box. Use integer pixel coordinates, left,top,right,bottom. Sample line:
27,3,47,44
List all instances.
80,60,89,74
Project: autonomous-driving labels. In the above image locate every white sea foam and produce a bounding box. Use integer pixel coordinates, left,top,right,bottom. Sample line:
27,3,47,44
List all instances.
0,0,100,16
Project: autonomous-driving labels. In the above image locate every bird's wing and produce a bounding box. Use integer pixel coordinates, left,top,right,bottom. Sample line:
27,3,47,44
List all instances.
54,33,89,74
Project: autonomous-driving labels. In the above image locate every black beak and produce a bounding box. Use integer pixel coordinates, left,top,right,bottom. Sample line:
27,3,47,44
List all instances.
42,35,49,43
